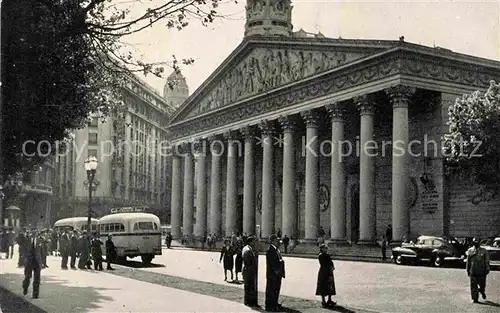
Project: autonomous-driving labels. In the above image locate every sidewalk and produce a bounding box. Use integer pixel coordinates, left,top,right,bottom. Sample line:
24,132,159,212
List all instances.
0,255,254,313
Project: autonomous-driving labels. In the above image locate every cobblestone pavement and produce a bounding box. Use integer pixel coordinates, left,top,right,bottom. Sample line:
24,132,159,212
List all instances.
120,248,500,313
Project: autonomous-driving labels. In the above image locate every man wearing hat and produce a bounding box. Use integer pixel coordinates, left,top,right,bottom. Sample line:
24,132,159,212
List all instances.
22,229,44,298
265,234,285,312
466,237,490,303
242,235,258,307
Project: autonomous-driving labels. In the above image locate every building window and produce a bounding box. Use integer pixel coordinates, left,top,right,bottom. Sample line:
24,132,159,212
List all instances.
88,149,98,157
89,132,98,145
89,118,99,128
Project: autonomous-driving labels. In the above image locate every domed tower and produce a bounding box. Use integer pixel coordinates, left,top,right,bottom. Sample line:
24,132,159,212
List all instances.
244,0,293,37
163,71,189,109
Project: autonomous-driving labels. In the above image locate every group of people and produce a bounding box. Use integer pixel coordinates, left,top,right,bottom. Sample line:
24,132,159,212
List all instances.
222,233,337,311
2,227,118,299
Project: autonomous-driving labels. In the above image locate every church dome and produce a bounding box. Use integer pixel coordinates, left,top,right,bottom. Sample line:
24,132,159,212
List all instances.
244,0,293,37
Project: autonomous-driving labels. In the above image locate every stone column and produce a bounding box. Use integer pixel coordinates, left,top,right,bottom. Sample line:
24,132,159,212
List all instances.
241,126,257,235
194,140,208,238
259,120,276,239
182,143,194,236
327,103,347,242
356,95,376,244
279,116,297,239
170,146,183,239
301,110,321,241
224,131,239,237
209,136,223,237
387,86,415,243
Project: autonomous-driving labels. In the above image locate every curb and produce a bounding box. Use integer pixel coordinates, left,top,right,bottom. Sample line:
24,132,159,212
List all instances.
0,287,46,313
163,246,392,264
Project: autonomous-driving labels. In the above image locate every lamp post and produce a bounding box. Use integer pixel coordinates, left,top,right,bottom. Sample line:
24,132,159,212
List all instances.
84,156,98,231
1,172,24,228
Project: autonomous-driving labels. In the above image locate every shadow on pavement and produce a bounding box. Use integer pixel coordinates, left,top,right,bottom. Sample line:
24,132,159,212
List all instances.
1,273,117,313
479,301,500,307
119,259,165,268
0,287,46,313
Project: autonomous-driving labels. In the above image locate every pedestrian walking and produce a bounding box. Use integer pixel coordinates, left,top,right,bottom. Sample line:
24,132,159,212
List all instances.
22,230,43,299
69,230,79,269
385,224,392,245
105,234,116,270
315,244,336,308
16,229,28,267
265,234,285,312
91,234,104,271
8,228,15,259
282,235,289,254
234,239,243,282
466,237,490,303
59,229,70,269
78,231,92,270
219,239,234,281
242,236,258,307
165,232,172,248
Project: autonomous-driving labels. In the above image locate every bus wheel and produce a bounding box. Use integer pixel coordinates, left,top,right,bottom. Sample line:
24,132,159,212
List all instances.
141,255,154,265
116,256,127,264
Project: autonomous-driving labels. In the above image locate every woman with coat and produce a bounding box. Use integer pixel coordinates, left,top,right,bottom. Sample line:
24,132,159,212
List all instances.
219,239,234,281
315,244,336,308
234,239,243,282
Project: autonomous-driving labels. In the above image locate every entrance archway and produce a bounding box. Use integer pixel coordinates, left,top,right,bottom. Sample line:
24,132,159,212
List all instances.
350,185,360,243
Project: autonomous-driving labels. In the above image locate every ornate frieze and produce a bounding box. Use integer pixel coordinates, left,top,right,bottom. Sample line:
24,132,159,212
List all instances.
186,47,354,118
169,52,498,140
386,85,416,108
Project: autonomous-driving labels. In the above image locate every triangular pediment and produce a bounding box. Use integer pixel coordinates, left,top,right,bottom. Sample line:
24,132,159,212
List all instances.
170,37,399,123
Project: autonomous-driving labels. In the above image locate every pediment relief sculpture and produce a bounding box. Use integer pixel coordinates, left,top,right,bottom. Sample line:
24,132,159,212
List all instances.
186,48,364,118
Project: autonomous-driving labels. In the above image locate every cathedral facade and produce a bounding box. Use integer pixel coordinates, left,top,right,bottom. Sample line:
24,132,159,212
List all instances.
166,0,500,243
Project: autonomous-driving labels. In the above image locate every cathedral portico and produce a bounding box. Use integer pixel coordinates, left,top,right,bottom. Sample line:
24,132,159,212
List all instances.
166,0,500,245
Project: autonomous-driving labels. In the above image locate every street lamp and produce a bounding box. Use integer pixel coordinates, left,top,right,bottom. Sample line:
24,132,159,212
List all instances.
1,172,25,228
84,156,98,231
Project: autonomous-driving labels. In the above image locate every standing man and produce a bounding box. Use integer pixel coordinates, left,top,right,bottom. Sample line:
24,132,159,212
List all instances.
69,230,79,269
105,234,116,270
78,231,92,270
16,228,28,267
242,235,258,307
22,229,43,299
91,233,104,271
385,224,392,245
282,235,290,254
265,234,285,312
466,237,490,303
8,227,15,259
59,229,70,269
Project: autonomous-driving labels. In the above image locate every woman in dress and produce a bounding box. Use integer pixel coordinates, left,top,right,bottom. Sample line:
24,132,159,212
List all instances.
234,239,243,282
315,244,336,308
219,239,234,281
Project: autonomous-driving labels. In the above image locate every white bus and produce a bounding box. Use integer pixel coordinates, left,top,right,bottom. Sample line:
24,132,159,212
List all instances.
53,217,99,232
98,211,162,265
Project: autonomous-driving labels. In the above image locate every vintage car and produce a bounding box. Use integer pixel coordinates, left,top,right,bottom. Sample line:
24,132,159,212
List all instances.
480,236,500,267
391,235,468,267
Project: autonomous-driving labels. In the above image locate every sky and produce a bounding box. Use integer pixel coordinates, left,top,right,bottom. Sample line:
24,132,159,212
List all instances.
120,0,500,96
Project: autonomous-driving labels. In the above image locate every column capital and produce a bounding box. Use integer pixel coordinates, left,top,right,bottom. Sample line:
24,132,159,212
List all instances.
208,135,224,155
278,115,298,133
355,94,376,116
259,120,277,137
240,126,258,142
326,102,346,122
193,139,208,156
300,109,322,128
223,130,240,141
178,142,192,155
385,85,416,108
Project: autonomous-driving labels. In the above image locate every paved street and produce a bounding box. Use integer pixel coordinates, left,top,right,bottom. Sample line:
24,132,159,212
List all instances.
0,247,499,313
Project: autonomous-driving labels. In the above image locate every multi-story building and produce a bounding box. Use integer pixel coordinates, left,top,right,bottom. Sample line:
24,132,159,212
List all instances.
52,72,188,224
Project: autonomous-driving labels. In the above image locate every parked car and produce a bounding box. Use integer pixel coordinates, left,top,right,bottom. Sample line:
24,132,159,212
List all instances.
480,236,500,267
391,235,468,267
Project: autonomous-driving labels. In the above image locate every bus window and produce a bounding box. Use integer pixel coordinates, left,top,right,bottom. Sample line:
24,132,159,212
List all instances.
153,223,158,230
133,222,154,231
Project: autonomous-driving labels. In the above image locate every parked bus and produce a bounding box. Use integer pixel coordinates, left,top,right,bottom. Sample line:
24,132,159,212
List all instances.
98,209,162,265
53,217,99,232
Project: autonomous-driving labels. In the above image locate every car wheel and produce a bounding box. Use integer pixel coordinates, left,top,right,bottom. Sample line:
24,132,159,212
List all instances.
433,255,444,267
395,255,404,265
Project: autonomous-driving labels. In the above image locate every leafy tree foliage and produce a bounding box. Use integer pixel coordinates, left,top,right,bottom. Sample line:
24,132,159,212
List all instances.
443,80,500,203
1,0,232,177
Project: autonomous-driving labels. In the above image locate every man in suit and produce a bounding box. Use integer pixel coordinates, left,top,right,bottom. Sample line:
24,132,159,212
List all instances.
242,235,258,307
265,234,285,312
59,229,70,269
22,230,43,298
466,237,490,303
105,234,116,270
69,230,79,269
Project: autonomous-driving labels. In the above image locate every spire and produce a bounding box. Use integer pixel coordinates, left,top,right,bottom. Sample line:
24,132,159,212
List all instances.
163,71,189,110
244,0,293,37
